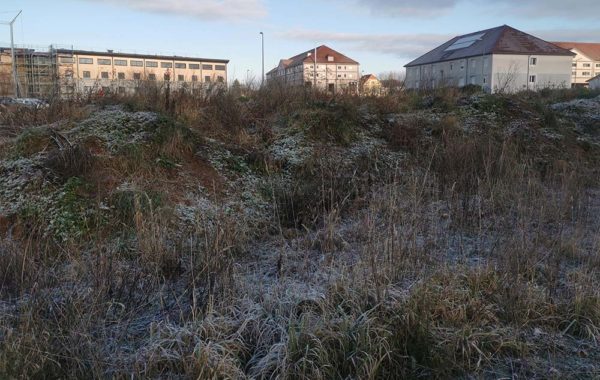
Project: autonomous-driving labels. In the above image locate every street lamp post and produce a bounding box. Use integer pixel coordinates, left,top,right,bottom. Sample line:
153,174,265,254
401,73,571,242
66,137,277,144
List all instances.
260,32,264,87
1,10,22,98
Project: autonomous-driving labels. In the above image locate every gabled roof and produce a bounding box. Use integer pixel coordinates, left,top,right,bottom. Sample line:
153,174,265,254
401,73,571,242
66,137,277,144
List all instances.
405,25,574,67
551,42,600,61
588,74,600,83
360,74,379,83
273,45,358,71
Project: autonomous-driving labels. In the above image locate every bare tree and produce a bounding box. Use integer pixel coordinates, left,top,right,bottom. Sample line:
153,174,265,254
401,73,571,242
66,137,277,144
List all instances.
494,61,520,94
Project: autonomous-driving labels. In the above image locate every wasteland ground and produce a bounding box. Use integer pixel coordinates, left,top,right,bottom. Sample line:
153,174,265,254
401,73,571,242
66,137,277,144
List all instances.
1,85,600,379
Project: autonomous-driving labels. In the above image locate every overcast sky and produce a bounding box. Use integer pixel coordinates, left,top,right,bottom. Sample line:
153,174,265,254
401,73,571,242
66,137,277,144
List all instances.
1,0,599,81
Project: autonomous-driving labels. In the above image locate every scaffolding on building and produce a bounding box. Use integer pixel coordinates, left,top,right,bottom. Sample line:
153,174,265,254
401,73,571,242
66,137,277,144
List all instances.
0,44,74,99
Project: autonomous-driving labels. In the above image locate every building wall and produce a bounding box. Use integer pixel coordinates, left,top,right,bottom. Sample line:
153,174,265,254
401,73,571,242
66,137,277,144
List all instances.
589,77,600,90
406,54,571,93
490,54,572,93
568,49,600,87
302,62,360,92
63,52,227,95
1,48,228,97
405,55,493,92
0,51,13,95
361,78,382,96
267,59,360,93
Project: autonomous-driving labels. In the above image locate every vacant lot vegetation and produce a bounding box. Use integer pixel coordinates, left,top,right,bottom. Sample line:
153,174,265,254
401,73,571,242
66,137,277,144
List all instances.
1,84,600,379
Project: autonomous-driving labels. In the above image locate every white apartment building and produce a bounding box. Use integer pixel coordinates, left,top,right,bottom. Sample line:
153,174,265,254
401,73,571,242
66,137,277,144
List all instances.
405,25,574,93
552,42,600,87
266,45,360,93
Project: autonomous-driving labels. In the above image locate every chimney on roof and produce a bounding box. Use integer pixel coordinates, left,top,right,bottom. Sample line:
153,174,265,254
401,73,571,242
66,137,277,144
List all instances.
107,49,113,53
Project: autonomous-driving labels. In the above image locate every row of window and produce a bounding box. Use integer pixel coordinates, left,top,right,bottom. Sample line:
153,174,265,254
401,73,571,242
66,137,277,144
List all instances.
62,56,225,71
571,71,594,76
306,65,354,70
306,72,354,78
80,70,224,82
572,63,600,68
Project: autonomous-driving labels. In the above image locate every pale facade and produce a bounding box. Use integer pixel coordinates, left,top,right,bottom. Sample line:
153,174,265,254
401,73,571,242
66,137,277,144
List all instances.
267,46,360,93
406,54,572,93
360,74,382,96
0,47,229,98
57,50,228,96
405,25,574,93
552,43,600,87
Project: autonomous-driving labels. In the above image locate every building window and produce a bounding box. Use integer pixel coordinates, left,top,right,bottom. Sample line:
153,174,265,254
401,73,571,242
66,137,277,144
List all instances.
572,63,577,67
131,60,143,67
148,73,156,81
161,62,173,68
583,63,591,68
178,74,184,81
82,71,91,78
101,72,109,79
203,64,213,70
189,64,200,70
530,57,537,65
450,64,454,71
79,57,93,64
215,65,226,71
582,72,591,76
60,57,75,64
146,61,158,68
133,73,141,80
164,73,170,81
117,72,125,80
529,75,536,83
205,76,211,82
192,75,198,82
175,63,186,69
98,58,111,65
572,71,577,76
217,76,224,83
596,63,600,68
114,59,127,66
327,56,334,62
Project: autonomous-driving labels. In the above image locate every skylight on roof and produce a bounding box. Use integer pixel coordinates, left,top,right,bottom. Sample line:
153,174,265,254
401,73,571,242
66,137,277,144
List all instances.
444,33,485,51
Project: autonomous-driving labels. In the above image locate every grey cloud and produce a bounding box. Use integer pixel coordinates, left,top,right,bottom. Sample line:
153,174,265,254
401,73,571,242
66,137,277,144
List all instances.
352,0,600,19
278,30,451,59
82,0,267,20
534,28,600,43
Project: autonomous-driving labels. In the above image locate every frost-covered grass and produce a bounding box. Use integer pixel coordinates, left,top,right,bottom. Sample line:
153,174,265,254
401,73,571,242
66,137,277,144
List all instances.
0,87,600,378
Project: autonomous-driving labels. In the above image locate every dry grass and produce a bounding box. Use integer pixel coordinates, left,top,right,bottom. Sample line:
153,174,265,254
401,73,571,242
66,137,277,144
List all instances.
1,86,599,378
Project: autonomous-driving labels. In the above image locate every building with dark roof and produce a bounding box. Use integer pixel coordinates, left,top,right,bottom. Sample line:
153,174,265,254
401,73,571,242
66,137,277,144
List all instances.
266,45,360,93
404,25,574,93
551,42,600,87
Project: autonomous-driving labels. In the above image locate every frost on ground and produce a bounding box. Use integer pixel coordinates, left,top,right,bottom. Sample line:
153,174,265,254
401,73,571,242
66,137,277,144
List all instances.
1,91,600,378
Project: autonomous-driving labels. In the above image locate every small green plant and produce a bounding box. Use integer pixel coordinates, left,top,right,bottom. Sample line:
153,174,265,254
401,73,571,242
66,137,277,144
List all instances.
14,127,52,157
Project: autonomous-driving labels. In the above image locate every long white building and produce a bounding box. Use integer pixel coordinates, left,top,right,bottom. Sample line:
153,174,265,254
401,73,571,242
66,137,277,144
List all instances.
404,25,575,93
